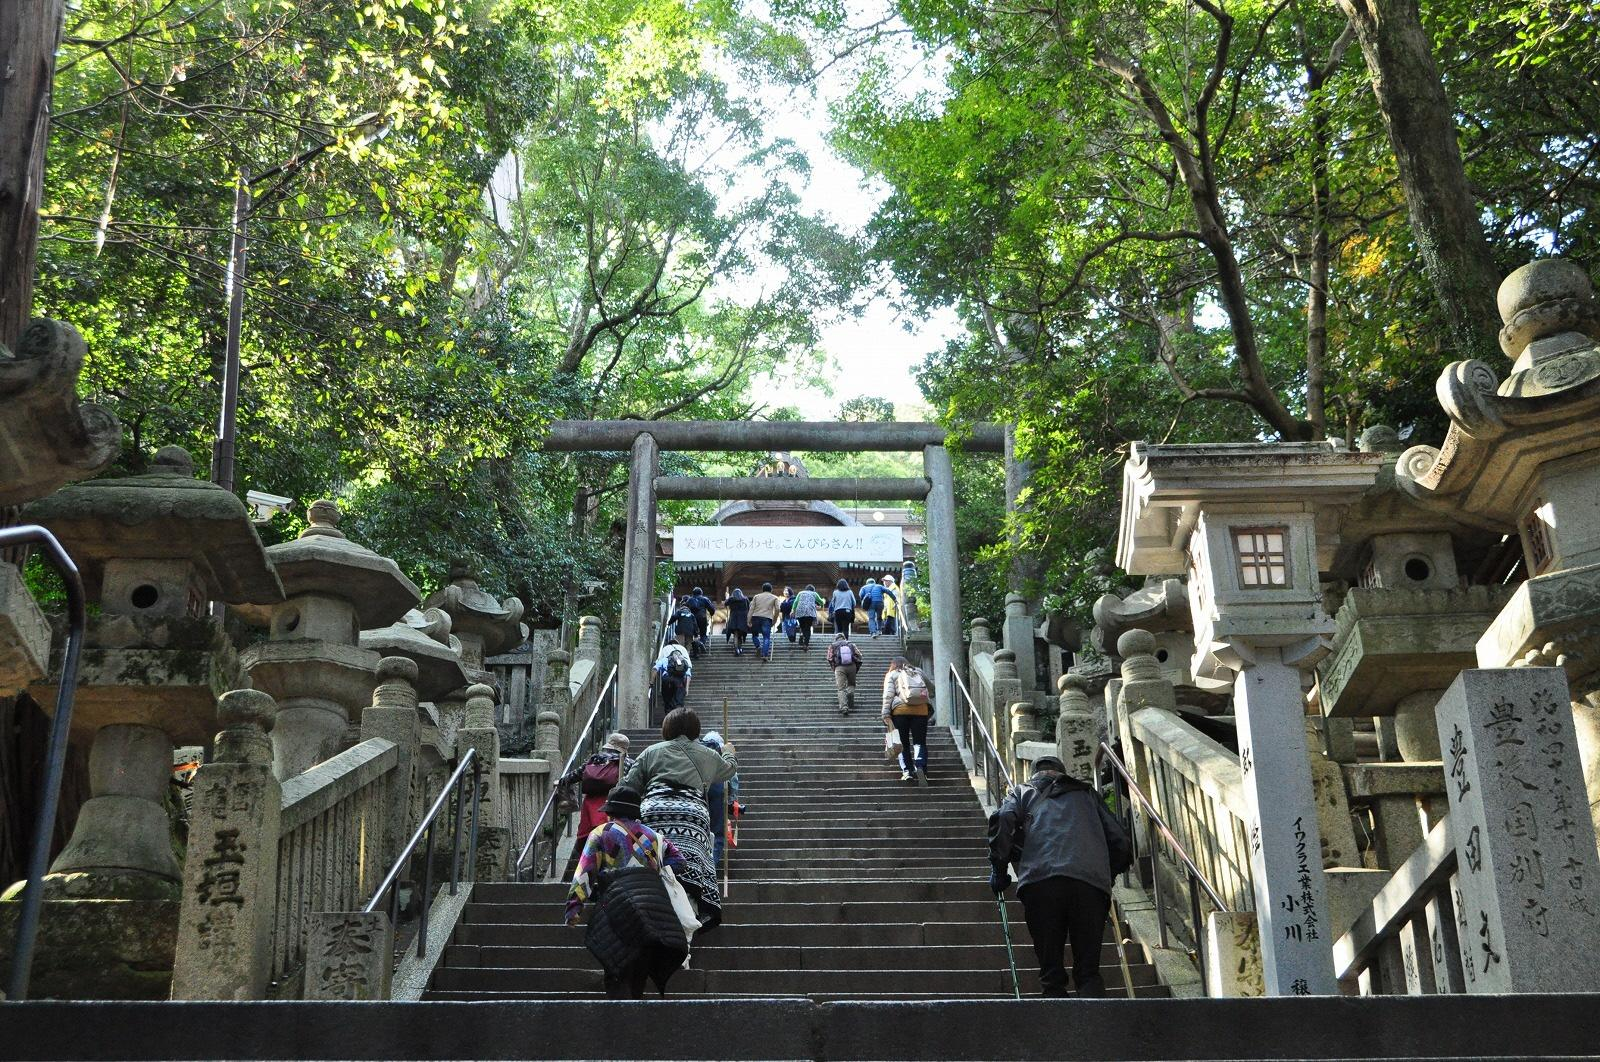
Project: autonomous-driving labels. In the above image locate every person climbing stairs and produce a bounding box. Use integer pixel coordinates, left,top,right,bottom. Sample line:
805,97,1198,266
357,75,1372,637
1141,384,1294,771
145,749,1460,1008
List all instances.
424,638,1166,999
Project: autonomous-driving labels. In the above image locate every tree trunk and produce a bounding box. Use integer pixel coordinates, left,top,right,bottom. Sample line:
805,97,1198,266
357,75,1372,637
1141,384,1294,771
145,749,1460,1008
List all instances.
1336,0,1502,361
0,0,67,353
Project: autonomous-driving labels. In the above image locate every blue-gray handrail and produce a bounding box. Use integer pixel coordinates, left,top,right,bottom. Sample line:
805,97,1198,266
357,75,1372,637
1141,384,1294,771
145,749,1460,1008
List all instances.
2,525,86,1001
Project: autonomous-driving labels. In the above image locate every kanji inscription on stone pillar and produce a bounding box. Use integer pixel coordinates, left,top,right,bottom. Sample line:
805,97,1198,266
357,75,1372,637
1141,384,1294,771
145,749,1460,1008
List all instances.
1435,667,1600,992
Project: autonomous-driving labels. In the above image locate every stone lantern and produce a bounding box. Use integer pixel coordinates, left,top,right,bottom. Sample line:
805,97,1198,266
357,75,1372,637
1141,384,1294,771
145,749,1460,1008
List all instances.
1117,440,1385,995
239,500,419,779
16,446,283,901
422,561,525,742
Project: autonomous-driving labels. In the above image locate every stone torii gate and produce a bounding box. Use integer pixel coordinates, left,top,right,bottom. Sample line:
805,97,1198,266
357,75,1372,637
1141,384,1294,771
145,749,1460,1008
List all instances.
542,420,1005,728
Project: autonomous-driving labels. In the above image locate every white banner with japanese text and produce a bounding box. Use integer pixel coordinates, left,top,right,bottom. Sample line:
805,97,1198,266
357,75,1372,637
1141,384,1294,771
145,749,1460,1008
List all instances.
672,525,903,563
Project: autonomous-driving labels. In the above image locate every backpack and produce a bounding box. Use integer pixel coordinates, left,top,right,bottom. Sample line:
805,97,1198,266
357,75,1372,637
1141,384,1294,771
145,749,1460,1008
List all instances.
667,653,689,677
581,756,621,796
897,667,930,706
836,642,855,666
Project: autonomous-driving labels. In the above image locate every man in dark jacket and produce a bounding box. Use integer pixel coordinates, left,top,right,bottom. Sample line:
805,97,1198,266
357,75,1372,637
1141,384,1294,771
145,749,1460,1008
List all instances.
987,756,1131,997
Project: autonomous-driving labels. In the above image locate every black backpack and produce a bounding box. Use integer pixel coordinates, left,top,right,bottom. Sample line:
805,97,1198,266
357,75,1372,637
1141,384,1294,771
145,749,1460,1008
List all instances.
667,653,688,677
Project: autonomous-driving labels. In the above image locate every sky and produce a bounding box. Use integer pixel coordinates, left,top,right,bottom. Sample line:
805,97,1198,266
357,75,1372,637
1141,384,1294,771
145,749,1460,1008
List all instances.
735,11,963,420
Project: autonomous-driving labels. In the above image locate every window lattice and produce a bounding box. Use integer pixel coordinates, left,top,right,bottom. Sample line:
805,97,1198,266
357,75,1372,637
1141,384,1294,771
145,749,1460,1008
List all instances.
1234,527,1290,587
1524,508,1552,575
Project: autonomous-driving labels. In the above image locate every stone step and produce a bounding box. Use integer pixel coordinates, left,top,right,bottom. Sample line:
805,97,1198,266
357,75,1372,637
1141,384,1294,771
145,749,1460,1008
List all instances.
453,920,1064,949
443,943,1145,975
473,880,1009,903
23,995,1600,1059
466,900,1020,924
428,965,1068,995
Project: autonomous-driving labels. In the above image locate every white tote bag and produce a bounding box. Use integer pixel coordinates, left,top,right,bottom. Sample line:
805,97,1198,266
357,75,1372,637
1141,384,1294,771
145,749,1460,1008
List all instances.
660,865,700,942
884,727,904,760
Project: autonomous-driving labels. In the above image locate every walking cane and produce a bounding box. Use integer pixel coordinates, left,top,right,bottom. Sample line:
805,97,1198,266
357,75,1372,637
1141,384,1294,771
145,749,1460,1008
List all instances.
996,894,1022,999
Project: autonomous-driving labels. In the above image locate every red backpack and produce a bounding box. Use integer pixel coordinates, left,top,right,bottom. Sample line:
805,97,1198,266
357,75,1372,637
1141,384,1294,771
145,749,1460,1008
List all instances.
580,756,621,796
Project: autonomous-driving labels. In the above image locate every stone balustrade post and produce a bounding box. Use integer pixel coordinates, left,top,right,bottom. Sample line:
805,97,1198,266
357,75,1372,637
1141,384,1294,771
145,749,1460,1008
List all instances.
304,911,392,1000
543,649,573,757
1115,630,1174,807
1057,674,1098,783
456,682,506,880
575,615,603,668
536,710,563,762
171,689,282,1000
359,657,422,873
1009,699,1041,782
1002,592,1037,694
991,649,1021,772
968,618,995,666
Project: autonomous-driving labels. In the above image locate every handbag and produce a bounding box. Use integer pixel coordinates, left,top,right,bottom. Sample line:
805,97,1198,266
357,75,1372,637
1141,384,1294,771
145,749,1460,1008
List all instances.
883,728,904,760
660,865,700,941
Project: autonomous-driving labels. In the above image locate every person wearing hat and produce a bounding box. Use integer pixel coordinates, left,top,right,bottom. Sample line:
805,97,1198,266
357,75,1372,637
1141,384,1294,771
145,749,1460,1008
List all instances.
987,756,1132,997
558,733,635,841
565,784,691,998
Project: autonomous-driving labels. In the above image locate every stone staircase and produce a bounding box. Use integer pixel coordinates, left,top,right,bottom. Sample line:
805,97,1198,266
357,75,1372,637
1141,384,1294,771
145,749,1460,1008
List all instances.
424,635,1165,1000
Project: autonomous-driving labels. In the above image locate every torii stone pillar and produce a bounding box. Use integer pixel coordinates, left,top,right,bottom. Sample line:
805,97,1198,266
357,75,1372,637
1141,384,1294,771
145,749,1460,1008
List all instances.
924,444,962,726
619,432,659,728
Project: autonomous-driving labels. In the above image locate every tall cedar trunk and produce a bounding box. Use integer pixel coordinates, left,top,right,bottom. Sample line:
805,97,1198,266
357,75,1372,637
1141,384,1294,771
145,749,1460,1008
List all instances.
0,0,67,352
1301,17,1334,440
1337,0,1502,361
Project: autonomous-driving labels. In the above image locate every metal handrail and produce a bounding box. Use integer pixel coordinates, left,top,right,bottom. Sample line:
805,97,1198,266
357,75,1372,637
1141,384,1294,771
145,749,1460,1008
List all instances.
364,746,483,958
1095,740,1229,911
513,663,619,877
1096,738,1230,991
2,525,86,1001
949,664,1010,809
648,594,676,726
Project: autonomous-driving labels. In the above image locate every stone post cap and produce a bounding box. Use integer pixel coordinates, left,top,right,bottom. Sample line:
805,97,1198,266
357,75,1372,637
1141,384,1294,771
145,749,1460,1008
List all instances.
1497,257,1600,357
994,648,1016,662
547,648,571,667
217,687,276,732
968,617,990,631
1116,628,1157,658
301,499,346,539
578,615,602,629
377,656,419,685
536,710,562,726
1058,673,1089,695
1004,592,1029,610
465,682,497,702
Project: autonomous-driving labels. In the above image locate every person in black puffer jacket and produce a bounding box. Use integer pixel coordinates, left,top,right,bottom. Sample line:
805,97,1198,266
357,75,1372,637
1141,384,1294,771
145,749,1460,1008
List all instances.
565,786,690,997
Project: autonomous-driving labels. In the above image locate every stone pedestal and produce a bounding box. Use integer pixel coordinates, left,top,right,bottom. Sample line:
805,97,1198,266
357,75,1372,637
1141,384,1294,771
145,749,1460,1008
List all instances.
1234,653,1337,995
1205,911,1264,997
1305,719,1360,870
47,723,179,898
1434,667,1600,992
304,911,392,1000
170,690,282,1000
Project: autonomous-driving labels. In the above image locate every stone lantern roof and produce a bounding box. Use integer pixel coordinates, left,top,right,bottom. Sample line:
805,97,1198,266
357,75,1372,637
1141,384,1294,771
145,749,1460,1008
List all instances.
359,606,469,701
1116,441,1388,575
422,561,527,664
240,499,419,629
22,444,282,606
1397,258,1600,527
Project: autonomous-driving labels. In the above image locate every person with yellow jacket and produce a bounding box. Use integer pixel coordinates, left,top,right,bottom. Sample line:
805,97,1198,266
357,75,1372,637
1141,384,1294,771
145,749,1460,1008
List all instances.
882,655,933,785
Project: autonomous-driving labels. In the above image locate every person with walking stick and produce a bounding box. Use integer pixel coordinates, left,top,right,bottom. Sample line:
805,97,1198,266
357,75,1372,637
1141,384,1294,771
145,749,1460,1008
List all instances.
987,755,1132,997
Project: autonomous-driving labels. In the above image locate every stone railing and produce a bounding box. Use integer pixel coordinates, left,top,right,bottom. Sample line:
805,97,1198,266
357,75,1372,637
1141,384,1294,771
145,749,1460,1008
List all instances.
1334,817,1465,995
271,737,399,990
1128,707,1255,914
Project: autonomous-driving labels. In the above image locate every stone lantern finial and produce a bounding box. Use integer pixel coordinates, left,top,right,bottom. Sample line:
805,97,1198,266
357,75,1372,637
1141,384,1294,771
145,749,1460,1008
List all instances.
1356,425,1402,454
151,444,195,475
302,499,345,538
1117,629,1161,684
1497,257,1600,362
